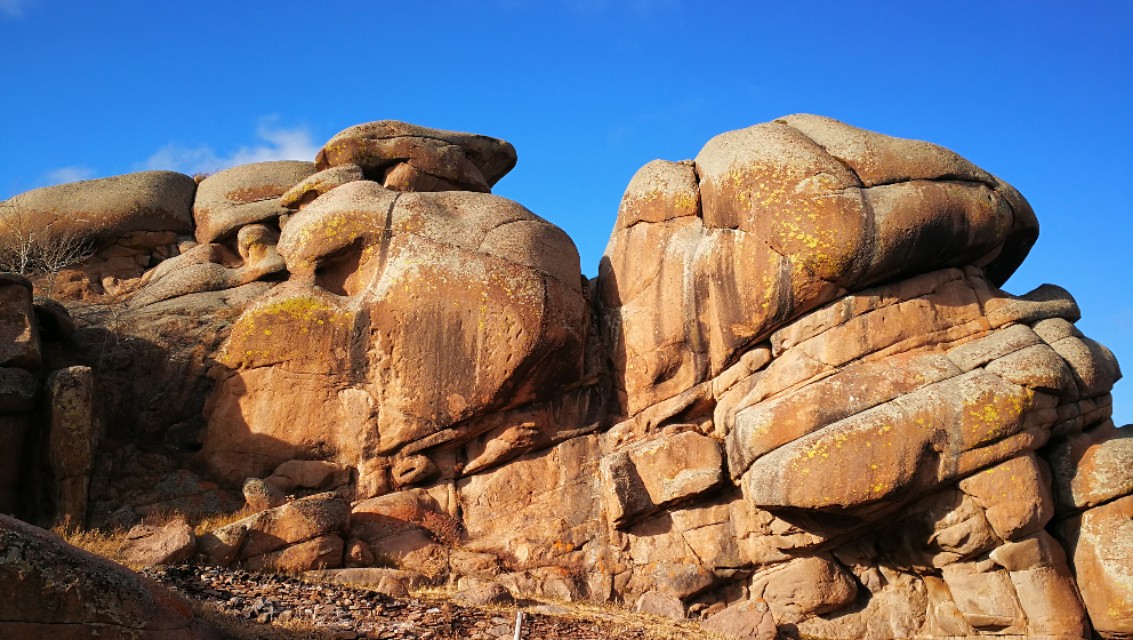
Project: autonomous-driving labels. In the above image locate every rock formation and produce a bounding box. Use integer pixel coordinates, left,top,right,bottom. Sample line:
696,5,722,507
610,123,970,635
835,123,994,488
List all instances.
0,115,1128,639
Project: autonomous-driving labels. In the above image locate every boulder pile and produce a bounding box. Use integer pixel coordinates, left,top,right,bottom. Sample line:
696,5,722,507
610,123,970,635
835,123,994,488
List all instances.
0,116,1127,640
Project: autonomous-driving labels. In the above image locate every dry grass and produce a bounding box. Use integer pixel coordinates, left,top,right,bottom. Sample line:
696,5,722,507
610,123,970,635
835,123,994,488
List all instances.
53,524,130,565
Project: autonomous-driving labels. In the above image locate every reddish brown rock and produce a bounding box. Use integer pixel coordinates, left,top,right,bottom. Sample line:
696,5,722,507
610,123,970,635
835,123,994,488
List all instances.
242,533,343,572
1057,494,1133,638
0,274,40,368
46,366,97,527
119,518,197,568
958,453,1054,540
0,514,217,639
601,116,1037,416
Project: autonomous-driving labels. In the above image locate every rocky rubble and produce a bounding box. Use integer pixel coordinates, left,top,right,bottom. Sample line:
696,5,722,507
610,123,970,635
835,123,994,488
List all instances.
0,115,1129,639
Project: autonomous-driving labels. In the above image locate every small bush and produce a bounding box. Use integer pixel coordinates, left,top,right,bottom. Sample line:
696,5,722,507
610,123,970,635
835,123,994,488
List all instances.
420,510,464,547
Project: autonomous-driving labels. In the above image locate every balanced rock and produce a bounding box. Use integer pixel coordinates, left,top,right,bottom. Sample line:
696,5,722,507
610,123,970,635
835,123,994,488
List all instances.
315,121,517,192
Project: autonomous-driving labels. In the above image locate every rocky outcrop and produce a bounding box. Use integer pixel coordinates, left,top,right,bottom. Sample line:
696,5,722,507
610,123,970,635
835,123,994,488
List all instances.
0,116,1128,640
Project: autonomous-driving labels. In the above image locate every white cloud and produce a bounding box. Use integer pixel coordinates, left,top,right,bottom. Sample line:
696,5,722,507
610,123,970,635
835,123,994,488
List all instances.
40,165,96,186
141,119,320,176
0,0,34,19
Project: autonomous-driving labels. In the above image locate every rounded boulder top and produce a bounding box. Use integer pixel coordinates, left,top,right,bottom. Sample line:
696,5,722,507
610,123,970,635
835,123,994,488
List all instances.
315,120,518,193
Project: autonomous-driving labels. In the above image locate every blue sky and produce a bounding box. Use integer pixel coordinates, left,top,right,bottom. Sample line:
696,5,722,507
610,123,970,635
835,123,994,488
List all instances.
1,1,1130,425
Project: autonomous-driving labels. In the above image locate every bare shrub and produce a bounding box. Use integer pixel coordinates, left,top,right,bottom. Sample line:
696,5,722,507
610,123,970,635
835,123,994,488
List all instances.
0,204,94,295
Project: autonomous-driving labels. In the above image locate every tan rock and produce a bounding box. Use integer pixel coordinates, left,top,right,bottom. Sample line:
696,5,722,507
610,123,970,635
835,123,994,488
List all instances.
315,120,517,192
634,590,685,620
280,164,365,209
701,599,777,640
305,567,430,596
453,577,515,606
119,519,196,568
192,160,316,243
206,492,348,561
602,114,1037,416
742,366,1055,513
344,538,374,567
940,560,1025,632
268,459,352,492
752,555,857,624
196,521,247,566
601,430,724,527
958,453,1054,540
1,171,195,242
242,477,285,511
1047,421,1133,512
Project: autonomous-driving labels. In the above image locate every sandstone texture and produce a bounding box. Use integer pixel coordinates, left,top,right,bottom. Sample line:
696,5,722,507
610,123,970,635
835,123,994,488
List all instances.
0,116,1128,640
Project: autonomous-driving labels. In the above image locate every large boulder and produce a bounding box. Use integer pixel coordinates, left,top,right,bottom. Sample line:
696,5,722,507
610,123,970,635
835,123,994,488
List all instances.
0,514,217,639
1,171,195,241
315,121,517,192
599,114,1038,416
192,160,316,243
199,179,589,486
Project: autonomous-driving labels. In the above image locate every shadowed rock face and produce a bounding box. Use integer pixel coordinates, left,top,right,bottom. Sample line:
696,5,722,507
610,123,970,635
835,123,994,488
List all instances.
1,116,1129,640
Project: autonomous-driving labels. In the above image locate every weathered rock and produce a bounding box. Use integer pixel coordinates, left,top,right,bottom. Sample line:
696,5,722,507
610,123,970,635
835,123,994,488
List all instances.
0,514,217,639
46,366,97,527
304,567,429,598
751,555,857,624
0,366,37,413
601,115,1038,416
242,533,343,572
192,160,316,243
119,519,197,568
453,577,515,606
958,453,1054,541
1047,421,1133,512
0,274,40,369
196,521,247,567
280,164,365,209
201,182,589,483
634,590,685,620
267,459,351,492
1,171,195,241
701,599,777,640
316,121,517,192
601,430,724,527
1057,494,1133,638
242,477,285,511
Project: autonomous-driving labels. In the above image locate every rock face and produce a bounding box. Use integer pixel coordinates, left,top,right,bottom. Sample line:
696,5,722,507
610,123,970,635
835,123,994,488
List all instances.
0,116,1128,640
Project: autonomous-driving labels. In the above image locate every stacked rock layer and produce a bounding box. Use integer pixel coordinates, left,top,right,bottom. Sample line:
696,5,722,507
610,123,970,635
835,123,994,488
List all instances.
0,116,1127,640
